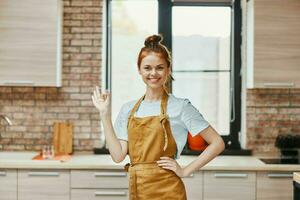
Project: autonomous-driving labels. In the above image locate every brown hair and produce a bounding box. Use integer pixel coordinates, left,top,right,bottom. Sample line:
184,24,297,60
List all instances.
137,34,174,90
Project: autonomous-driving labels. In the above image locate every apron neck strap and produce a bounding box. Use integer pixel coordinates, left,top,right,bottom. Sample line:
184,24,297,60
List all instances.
129,89,168,118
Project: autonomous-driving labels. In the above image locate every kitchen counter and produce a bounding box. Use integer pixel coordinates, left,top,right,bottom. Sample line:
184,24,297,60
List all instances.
294,172,300,184
0,151,300,171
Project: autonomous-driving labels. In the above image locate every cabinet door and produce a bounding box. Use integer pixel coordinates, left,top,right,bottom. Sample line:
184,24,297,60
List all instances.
71,170,128,189
247,0,300,88
0,169,17,200
257,172,293,200
0,0,62,87
71,189,128,200
203,171,256,200
18,169,69,200
182,171,203,200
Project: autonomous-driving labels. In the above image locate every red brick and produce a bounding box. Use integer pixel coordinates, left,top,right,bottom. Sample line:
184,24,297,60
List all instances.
69,80,93,86
12,87,34,93
81,47,101,53
82,20,101,27
82,7,101,13
71,1,93,6
47,107,69,113
63,47,81,53
82,34,101,39
63,73,81,80
64,34,82,40
64,7,82,13
0,87,12,93
71,39,92,46
58,113,79,119
70,93,91,100
81,60,101,67
61,87,80,93
70,53,92,60
71,27,94,33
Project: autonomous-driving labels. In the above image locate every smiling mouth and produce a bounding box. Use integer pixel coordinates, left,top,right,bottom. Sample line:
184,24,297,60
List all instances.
147,78,161,83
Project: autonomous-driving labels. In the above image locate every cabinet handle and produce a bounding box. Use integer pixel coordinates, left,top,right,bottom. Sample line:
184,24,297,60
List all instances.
214,173,248,178
267,173,293,178
0,171,6,176
3,80,34,86
94,191,127,196
183,173,194,178
28,172,59,177
94,172,127,177
263,82,294,87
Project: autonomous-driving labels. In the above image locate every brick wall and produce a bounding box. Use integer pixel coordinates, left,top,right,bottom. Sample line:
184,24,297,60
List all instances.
246,88,300,156
0,0,103,152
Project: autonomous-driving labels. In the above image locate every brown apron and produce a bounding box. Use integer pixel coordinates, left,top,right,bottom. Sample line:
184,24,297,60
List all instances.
125,90,187,200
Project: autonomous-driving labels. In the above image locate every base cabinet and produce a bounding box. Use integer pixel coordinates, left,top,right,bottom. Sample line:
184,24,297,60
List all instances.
0,169,17,200
182,171,203,200
0,168,296,199
71,170,129,200
71,189,128,200
257,172,293,200
18,170,69,200
203,171,256,200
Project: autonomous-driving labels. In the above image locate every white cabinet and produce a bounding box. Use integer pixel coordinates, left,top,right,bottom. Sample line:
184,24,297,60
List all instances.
0,0,62,87
246,0,300,88
182,171,203,200
0,169,17,200
18,170,69,200
71,170,129,200
203,171,256,200
257,172,293,200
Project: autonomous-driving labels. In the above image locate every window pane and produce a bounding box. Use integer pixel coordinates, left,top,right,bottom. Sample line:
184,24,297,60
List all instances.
173,72,230,135
172,6,231,71
111,0,158,121
172,6,231,135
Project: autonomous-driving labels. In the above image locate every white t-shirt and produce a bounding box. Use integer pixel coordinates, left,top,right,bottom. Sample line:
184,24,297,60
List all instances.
113,94,210,159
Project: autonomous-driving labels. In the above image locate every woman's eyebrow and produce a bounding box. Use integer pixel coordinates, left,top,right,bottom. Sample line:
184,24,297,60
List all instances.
144,64,164,67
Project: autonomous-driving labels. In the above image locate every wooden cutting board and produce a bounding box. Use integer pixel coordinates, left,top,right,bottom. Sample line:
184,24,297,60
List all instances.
53,122,73,155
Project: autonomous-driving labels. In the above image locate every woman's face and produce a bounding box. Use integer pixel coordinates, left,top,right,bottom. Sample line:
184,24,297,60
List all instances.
139,52,170,90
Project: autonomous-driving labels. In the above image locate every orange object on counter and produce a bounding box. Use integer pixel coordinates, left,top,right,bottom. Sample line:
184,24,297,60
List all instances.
32,154,71,162
187,132,208,151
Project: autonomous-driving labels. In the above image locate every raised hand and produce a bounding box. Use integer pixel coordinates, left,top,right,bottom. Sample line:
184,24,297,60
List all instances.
91,86,111,119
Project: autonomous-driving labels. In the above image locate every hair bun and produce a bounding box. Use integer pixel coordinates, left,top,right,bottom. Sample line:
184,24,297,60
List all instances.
144,35,162,47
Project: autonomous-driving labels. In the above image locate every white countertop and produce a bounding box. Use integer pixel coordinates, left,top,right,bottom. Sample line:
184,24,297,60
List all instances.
0,151,299,171
294,172,300,184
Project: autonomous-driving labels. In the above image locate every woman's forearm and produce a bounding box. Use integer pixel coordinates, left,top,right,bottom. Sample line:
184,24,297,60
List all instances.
183,137,225,177
101,117,126,163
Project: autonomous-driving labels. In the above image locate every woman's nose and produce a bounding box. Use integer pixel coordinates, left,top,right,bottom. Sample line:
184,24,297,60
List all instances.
150,69,157,75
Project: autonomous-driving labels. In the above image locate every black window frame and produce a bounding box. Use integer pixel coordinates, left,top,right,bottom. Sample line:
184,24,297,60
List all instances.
106,0,243,151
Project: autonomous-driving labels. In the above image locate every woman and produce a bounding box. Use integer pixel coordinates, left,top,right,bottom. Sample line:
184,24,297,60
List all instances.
92,34,225,199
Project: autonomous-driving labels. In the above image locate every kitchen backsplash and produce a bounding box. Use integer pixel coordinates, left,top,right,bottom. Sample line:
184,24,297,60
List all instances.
0,0,299,156
246,89,300,156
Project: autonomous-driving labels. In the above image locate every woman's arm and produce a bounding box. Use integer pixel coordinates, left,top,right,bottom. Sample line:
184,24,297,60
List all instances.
101,117,128,163
181,125,225,176
157,125,225,177
92,86,128,163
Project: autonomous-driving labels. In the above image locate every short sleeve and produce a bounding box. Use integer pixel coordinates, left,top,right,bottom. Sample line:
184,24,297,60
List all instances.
181,99,210,137
113,103,130,141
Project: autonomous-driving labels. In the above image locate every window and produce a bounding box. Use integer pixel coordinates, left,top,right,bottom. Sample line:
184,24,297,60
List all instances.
172,6,231,136
105,0,242,150
107,0,158,122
